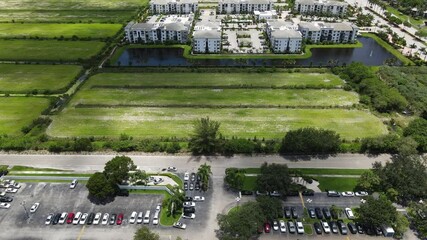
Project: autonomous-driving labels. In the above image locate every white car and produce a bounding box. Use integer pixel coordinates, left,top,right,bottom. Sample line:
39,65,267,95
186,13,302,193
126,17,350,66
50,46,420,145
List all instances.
101,213,109,225
79,213,88,225
153,210,159,225
156,203,161,211
70,179,78,189
10,183,21,189
58,212,68,224
5,188,17,193
30,203,40,213
184,172,190,181
73,212,82,225
183,201,195,207
341,191,355,197
143,210,150,224
167,167,177,172
193,196,205,202
93,213,102,225
321,221,331,233
345,208,355,219
173,221,186,229
129,211,137,224
355,191,369,197
0,191,5,196
182,213,195,219
137,212,143,224
279,220,287,233
45,213,53,225
0,202,11,209
296,221,305,234
273,220,279,231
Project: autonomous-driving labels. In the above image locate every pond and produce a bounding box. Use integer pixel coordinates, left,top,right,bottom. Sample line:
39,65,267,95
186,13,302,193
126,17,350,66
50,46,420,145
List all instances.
115,37,401,67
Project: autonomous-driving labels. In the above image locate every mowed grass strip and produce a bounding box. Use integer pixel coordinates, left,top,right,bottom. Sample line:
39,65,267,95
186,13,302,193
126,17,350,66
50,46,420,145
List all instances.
47,108,387,140
0,23,122,38
71,88,358,107
0,64,82,92
0,39,105,61
0,97,50,135
0,0,148,10
87,72,344,87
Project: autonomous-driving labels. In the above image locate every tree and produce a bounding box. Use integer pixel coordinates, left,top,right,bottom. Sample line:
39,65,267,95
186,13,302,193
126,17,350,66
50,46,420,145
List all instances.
134,226,159,240
280,128,341,154
164,185,185,216
197,163,212,191
129,169,148,185
256,162,292,196
217,201,265,240
357,195,397,227
188,117,221,155
86,172,117,200
224,168,246,190
256,196,282,221
355,170,381,192
404,118,427,152
103,156,136,185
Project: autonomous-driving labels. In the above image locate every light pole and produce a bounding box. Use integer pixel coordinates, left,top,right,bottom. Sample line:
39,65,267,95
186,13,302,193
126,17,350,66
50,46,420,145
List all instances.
20,201,29,219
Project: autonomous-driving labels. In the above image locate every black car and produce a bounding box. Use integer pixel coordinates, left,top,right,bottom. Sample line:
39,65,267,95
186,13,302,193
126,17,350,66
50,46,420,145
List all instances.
315,207,323,219
375,226,383,236
184,196,193,202
184,182,188,191
329,221,339,234
347,222,357,234
291,207,298,219
322,208,331,219
87,213,95,225
183,207,195,213
197,174,201,182
287,191,299,196
308,208,316,218
284,207,291,218
337,220,348,235
195,182,200,191
327,191,341,197
190,173,196,182
355,222,365,234
0,196,13,202
240,190,253,196
109,214,117,225
365,225,375,235
52,213,61,225
314,222,322,234
302,189,314,196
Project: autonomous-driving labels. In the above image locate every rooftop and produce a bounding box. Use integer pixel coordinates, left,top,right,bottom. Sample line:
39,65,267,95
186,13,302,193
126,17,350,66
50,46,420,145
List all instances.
271,29,302,39
219,0,272,4
150,0,198,4
295,0,347,6
193,20,221,39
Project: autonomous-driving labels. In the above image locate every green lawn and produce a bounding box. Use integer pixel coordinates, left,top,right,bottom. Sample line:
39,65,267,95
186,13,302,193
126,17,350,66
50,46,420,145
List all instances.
385,6,425,27
87,72,344,88
0,97,50,135
48,107,387,140
71,88,358,107
0,0,148,10
242,176,257,191
0,64,82,93
316,177,359,192
0,23,122,38
9,165,67,172
243,168,368,175
0,39,105,61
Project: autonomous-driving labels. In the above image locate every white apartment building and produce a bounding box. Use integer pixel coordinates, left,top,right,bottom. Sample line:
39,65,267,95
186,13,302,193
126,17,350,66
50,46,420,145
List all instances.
254,10,278,21
294,0,348,16
193,21,222,53
298,21,358,43
150,0,198,14
266,20,302,53
218,0,273,14
125,15,193,44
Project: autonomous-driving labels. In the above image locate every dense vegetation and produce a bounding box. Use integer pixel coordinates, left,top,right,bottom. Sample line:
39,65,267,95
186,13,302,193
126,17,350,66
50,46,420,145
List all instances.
280,127,341,154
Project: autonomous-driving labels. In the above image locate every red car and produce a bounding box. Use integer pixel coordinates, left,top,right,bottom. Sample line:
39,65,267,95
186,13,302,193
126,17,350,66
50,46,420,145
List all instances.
116,213,124,225
264,222,271,233
66,213,74,224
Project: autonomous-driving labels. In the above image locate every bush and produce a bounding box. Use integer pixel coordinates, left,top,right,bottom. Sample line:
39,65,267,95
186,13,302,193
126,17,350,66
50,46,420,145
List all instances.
280,128,341,154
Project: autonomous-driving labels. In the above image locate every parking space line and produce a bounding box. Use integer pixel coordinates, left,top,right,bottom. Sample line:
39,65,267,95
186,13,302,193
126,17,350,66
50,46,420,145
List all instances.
76,225,86,240
298,192,306,208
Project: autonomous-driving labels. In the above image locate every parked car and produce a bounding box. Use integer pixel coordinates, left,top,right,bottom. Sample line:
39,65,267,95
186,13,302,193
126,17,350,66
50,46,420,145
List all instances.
341,191,355,197
296,221,304,234
302,189,314,196
183,201,195,207
93,212,102,225
355,222,365,234
30,203,40,213
109,214,117,225
348,222,357,234
58,212,68,224
5,188,17,193
129,211,137,224
173,221,186,229
116,213,124,225
184,182,188,191
45,213,54,225
337,220,348,235
66,212,74,224
345,208,355,219
197,174,201,182
167,167,177,172
321,220,331,233
195,182,201,191
70,179,78,189
322,207,331,219
314,222,322,234
279,220,287,233
79,213,88,225
184,172,189,181
153,210,159,225
315,207,323,219
101,213,109,225
73,212,82,225
308,208,316,218
87,213,95,225
52,213,61,225
240,190,253,196
256,191,268,196
10,182,21,189
327,191,340,197
182,212,195,219
193,196,205,202
288,221,296,233
291,207,298,219
0,196,13,202
137,212,143,224
183,207,195,214
284,207,291,218
355,191,369,197
264,222,271,233
269,191,281,197
272,220,279,231
329,221,339,234
189,183,194,191
375,226,383,236
190,173,196,182
143,210,150,224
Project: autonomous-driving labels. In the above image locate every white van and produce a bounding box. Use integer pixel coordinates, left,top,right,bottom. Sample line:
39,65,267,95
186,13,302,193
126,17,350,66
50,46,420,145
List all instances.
129,211,137,224
153,210,159,225
143,210,150,224
137,212,143,224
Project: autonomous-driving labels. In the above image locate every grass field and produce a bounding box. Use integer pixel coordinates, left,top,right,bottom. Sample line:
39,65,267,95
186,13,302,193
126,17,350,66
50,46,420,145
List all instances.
47,107,387,140
0,0,148,10
87,72,344,88
0,39,105,61
243,168,368,175
0,64,82,92
71,88,358,107
0,97,50,135
0,23,122,38
316,177,358,192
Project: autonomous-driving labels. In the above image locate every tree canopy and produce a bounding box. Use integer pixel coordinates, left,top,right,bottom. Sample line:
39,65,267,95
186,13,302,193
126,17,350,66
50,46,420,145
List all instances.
86,172,117,200
197,163,212,191
189,117,222,155
404,118,427,152
224,168,246,190
280,127,341,154
256,162,292,195
134,226,160,240
256,196,283,221
357,195,397,227
104,155,136,184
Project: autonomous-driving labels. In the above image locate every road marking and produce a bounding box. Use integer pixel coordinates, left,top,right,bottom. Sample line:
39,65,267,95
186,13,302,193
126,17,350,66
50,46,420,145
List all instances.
299,192,305,208
76,225,86,240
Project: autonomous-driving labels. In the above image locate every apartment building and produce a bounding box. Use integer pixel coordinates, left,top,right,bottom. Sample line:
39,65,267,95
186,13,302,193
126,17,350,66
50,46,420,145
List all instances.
150,0,198,14
266,20,302,53
294,0,348,16
218,0,273,14
298,21,358,43
193,21,222,53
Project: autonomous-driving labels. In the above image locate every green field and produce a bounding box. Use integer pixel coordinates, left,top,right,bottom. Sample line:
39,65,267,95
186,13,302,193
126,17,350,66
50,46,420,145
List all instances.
316,177,359,192
48,107,387,140
87,72,344,88
0,97,50,135
0,23,122,38
71,88,358,107
0,64,82,92
0,39,105,61
0,0,148,10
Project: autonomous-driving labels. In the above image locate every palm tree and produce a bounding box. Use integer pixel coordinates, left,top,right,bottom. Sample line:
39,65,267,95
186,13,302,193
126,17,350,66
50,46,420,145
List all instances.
197,163,212,192
165,185,184,216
